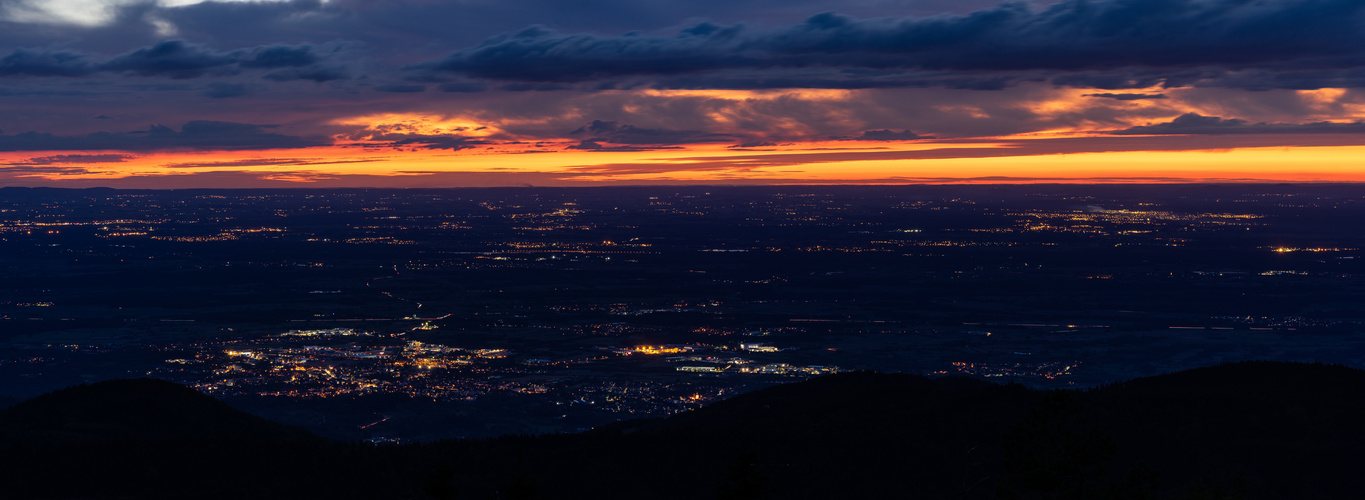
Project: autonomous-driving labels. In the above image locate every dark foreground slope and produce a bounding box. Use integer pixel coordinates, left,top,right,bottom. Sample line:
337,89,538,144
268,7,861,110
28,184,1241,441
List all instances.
0,378,313,441
2,362,1363,500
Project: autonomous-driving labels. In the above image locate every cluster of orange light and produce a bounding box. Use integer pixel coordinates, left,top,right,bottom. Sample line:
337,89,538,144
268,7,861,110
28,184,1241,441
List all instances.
1271,247,1357,253
630,345,694,355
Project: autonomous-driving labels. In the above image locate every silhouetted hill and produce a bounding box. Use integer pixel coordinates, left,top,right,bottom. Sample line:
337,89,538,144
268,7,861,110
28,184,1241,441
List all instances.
1081,361,1365,498
0,378,314,442
3,362,1364,499
610,370,1020,434
584,373,1036,499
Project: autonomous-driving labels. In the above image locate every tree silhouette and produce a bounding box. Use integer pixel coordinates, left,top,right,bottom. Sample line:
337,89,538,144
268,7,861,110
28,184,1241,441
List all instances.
997,391,1122,500
496,470,543,500
716,451,769,500
424,466,462,500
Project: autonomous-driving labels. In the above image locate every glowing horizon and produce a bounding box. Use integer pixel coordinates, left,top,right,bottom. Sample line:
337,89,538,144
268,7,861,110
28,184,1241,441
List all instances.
4,1,1365,188
5,139,1365,189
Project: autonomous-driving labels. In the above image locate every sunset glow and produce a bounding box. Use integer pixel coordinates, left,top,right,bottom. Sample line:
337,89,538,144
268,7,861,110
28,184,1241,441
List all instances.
2,0,1365,188
6,140,1365,188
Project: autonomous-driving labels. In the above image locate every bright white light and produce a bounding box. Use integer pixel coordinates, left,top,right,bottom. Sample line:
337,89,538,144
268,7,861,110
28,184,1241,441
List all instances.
2,0,298,27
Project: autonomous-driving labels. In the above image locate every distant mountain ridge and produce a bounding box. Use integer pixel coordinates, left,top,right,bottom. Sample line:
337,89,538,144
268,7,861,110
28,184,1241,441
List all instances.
3,361,1363,499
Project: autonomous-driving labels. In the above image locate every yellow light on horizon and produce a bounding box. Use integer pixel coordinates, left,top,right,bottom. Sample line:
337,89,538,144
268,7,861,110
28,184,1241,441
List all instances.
4,141,1365,186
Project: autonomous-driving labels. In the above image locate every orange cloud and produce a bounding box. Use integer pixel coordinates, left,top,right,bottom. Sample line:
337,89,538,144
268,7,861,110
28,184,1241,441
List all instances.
4,130,1365,188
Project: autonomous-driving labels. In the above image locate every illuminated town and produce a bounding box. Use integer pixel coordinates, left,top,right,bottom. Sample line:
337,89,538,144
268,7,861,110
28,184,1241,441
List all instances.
2,185,1363,440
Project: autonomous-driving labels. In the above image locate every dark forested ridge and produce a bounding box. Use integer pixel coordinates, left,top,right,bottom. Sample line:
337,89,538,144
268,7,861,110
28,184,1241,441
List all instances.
3,361,1362,499
0,378,314,442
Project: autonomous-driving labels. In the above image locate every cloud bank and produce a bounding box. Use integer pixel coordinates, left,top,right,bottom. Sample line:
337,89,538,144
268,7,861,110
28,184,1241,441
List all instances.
0,40,342,80
417,0,1365,90
0,121,327,152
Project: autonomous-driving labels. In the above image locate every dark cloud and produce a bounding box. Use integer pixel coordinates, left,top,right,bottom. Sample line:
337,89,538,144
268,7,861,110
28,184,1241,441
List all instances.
1111,113,1365,135
0,164,95,175
9,154,134,166
373,84,426,93
566,140,679,152
570,120,623,136
0,49,93,77
349,133,490,150
389,135,487,150
437,81,489,92
238,45,319,69
203,82,250,98
337,121,492,151
136,0,1014,55
407,70,1029,92
99,40,238,79
261,66,349,82
416,0,1365,90
1084,93,1168,101
729,141,779,148
497,82,573,91
841,129,931,141
568,120,734,145
414,23,757,82
6,0,1363,95
0,40,341,81
0,121,327,152
160,157,385,169
0,86,98,97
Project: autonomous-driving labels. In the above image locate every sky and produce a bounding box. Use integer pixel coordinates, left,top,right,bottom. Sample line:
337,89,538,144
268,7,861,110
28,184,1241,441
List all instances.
1,0,1364,188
